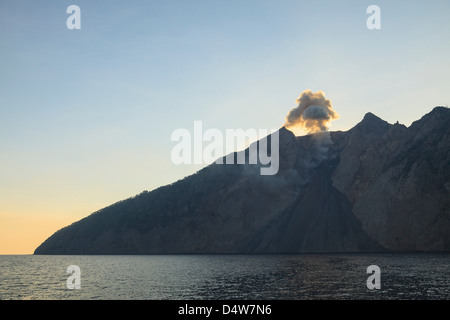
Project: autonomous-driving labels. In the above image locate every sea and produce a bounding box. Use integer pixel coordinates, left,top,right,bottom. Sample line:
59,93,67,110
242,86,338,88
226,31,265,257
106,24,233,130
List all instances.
0,253,449,300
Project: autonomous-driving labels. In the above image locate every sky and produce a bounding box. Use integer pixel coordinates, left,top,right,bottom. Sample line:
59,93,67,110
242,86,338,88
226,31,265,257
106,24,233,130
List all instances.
1,0,449,254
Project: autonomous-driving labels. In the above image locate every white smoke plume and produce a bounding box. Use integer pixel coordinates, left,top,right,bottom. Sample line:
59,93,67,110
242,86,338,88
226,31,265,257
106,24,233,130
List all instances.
284,90,339,133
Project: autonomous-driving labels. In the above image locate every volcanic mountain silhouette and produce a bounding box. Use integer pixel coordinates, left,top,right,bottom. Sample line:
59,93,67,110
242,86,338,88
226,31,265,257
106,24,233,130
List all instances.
35,107,450,254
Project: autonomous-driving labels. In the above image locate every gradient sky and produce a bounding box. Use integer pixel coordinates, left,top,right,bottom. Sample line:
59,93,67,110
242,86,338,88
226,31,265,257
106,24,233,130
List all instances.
1,0,449,254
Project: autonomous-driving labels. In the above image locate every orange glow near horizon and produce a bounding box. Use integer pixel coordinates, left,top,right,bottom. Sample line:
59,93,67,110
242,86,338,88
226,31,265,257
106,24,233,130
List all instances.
1,215,59,255
0,208,89,255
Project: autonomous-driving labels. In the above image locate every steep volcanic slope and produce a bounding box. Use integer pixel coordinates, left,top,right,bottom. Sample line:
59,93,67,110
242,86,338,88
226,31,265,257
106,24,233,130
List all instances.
34,107,450,254
34,128,301,254
247,159,384,253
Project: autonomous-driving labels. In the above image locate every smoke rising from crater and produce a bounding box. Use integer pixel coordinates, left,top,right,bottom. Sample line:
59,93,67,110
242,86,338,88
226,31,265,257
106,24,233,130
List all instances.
284,90,339,133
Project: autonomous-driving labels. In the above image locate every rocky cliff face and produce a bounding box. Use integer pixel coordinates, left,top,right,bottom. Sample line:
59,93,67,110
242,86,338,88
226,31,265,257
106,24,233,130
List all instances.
331,108,450,251
34,107,450,254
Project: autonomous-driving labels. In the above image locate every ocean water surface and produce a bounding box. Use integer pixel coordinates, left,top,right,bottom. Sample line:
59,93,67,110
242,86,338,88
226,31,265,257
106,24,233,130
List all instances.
0,253,449,300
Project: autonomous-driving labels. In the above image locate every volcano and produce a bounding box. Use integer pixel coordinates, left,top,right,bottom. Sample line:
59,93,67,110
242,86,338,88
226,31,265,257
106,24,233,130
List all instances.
34,107,450,254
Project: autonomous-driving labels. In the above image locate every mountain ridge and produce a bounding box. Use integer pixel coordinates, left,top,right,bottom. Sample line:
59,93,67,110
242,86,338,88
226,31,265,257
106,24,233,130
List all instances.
34,107,450,254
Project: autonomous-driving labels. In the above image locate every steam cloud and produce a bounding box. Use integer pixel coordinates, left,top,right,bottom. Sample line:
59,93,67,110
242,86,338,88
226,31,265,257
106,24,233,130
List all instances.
284,90,339,133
